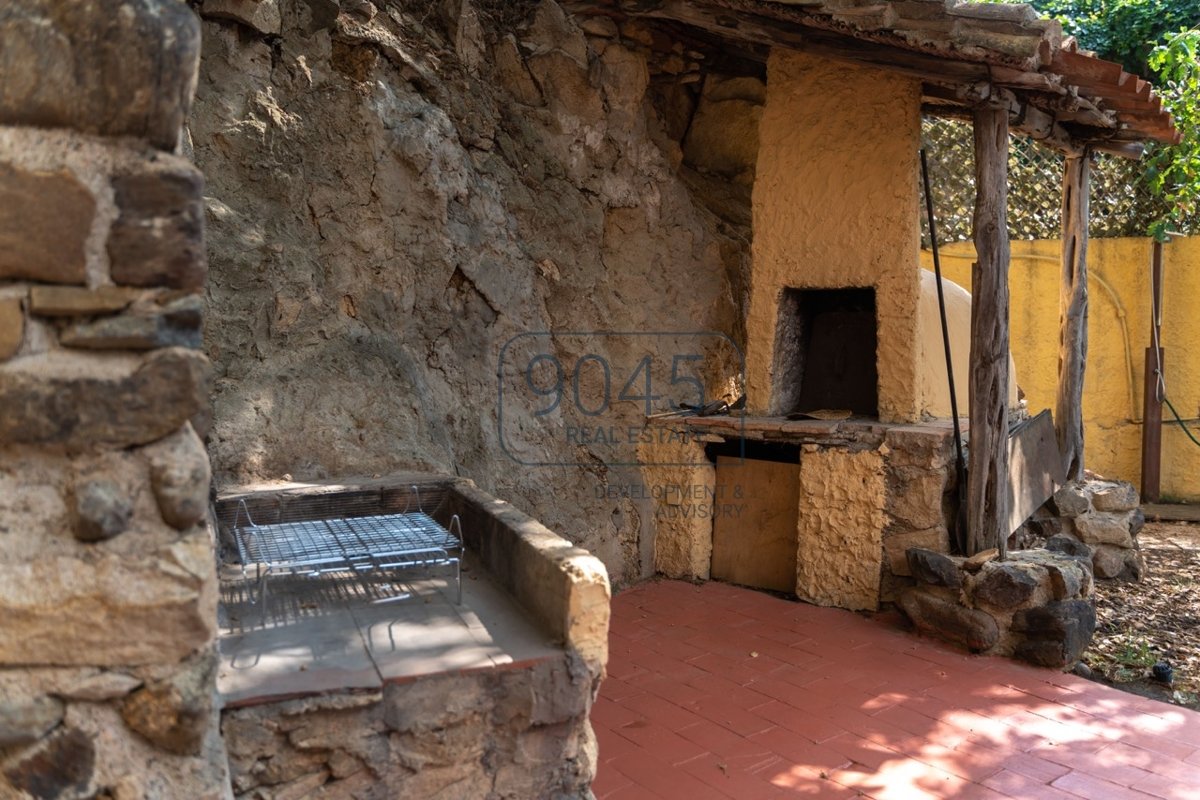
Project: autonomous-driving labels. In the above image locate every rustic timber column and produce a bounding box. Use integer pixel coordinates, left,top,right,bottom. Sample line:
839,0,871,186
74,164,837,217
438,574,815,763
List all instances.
1057,152,1090,481
968,105,1012,556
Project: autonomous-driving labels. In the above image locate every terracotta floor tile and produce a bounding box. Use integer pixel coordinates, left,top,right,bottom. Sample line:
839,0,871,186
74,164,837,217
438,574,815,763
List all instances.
612,720,710,767
983,769,1084,800
998,751,1073,783
592,763,635,798
681,754,791,798
676,721,776,759
1050,770,1162,800
609,749,730,800
689,695,777,737
594,581,1200,800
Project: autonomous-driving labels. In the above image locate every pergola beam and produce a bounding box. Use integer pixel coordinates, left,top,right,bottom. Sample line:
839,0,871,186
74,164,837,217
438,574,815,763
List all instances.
968,104,1013,557
1056,152,1090,481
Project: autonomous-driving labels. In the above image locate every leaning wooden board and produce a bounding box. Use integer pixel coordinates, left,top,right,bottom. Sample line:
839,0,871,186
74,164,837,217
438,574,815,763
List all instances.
710,455,800,593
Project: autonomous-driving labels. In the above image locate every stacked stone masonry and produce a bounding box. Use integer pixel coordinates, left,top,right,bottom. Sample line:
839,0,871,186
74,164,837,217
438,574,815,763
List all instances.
222,654,598,799
0,2,223,798
897,547,1098,669
1038,479,1146,581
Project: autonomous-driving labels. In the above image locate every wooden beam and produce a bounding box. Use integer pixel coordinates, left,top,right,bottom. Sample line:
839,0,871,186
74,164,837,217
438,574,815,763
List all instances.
968,104,1012,557
1142,241,1165,502
1056,152,1090,482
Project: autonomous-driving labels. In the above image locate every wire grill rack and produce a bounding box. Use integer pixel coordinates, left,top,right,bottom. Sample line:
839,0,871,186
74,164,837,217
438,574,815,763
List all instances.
230,486,463,625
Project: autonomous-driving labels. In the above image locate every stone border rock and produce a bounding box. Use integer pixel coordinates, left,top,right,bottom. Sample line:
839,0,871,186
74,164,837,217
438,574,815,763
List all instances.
897,547,1097,668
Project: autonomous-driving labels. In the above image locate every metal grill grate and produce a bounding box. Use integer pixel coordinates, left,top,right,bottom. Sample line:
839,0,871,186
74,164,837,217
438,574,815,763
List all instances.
230,486,464,624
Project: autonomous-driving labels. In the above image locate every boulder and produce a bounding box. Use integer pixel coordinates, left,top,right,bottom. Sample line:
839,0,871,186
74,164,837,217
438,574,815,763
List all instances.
0,0,201,149
60,295,203,351
1129,507,1146,536
0,295,23,360
1050,484,1091,518
906,548,961,588
1013,600,1097,668
2,728,94,799
1091,544,1128,579
27,285,145,316
1073,512,1134,548
884,527,949,577
0,163,94,284
0,533,214,667
1045,533,1092,559
122,651,215,756
0,694,63,748
972,562,1041,610
897,588,999,652
1091,482,1139,513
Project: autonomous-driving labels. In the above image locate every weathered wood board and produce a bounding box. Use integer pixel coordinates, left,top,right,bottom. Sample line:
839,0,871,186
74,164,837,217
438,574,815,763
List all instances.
711,455,800,593
1008,409,1065,535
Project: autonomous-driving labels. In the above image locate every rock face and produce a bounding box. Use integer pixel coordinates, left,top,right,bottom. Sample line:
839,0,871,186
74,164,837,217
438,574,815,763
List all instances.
0,0,201,149
192,0,751,586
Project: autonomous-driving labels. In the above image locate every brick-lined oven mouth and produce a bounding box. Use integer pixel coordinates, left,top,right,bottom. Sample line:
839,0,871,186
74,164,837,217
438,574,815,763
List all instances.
770,286,879,417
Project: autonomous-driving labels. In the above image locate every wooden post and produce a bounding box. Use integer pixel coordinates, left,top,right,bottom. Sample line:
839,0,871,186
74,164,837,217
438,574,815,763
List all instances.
1056,152,1090,482
968,105,1012,557
1141,241,1165,502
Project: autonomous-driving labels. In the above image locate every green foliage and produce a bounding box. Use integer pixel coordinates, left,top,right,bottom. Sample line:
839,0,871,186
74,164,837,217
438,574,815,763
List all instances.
1145,28,1200,239
976,1,1200,236
987,1,1200,73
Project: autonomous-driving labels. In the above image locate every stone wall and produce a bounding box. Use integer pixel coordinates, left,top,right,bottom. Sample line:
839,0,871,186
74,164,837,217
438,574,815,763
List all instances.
190,0,754,587
898,548,1097,668
0,2,225,797
223,652,596,799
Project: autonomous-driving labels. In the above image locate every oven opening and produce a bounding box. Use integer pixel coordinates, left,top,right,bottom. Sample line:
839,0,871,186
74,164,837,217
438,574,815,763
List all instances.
771,286,879,417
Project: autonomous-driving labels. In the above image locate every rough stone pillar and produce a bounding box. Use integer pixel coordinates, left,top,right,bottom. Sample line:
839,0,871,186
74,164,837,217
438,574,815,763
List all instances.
0,2,225,797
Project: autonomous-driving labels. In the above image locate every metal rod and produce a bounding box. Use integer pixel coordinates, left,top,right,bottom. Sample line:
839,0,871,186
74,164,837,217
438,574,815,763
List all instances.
1141,240,1165,501
921,148,970,556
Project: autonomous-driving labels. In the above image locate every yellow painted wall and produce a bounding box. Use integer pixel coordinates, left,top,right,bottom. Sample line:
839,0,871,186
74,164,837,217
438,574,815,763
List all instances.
924,237,1200,501
748,49,923,422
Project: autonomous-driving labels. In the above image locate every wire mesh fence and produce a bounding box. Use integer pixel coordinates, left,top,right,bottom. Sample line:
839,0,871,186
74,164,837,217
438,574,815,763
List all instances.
920,117,1193,246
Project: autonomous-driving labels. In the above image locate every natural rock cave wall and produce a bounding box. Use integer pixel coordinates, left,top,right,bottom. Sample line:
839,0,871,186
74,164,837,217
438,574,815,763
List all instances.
0,2,225,797
190,0,758,586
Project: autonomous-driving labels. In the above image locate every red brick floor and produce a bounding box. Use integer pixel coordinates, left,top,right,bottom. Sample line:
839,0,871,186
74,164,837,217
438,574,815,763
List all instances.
591,580,1200,799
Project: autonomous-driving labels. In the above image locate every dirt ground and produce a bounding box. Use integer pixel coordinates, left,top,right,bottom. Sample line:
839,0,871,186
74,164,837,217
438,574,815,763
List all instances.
1084,519,1200,709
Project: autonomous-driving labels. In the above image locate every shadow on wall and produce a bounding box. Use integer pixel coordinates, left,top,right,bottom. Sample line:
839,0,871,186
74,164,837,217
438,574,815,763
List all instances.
929,238,1200,501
